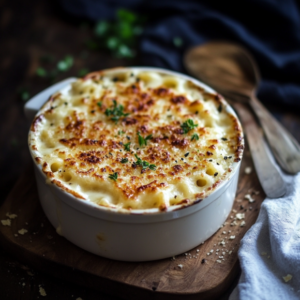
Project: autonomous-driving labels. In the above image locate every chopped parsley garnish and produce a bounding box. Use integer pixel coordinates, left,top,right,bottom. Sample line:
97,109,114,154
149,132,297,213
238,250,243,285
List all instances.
105,99,129,123
221,137,227,141
108,172,118,181
97,101,102,108
138,132,152,147
121,158,128,163
181,119,198,134
134,154,156,170
184,152,189,157
191,133,199,141
124,142,131,151
118,130,125,135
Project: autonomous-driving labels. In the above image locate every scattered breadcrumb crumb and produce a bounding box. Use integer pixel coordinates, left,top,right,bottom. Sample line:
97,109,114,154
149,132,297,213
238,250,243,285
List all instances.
230,221,237,226
178,264,183,269
244,194,255,203
216,260,222,263
229,236,236,240
240,221,246,227
39,285,47,296
283,274,292,282
219,240,226,246
18,229,28,235
1,219,11,226
229,251,232,255
245,167,252,174
236,213,245,220
6,213,17,219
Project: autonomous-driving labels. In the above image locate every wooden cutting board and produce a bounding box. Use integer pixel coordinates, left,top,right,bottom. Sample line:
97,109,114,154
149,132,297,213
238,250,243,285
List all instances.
0,147,264,300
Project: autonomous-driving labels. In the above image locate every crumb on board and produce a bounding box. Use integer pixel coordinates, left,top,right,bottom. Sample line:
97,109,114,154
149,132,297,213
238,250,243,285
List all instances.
177,264,183,269
39,285,47,296
245,167,252,174
282,274,292,283
6,212,17,219
1,219,11,226
18,229,28,235
216,260,222,263
236,213,245,220
240,221,246,227
244,194,255,203
229,236,236,240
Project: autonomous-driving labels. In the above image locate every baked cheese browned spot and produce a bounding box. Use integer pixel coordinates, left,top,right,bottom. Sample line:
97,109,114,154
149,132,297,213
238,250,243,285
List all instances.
29,69,243,210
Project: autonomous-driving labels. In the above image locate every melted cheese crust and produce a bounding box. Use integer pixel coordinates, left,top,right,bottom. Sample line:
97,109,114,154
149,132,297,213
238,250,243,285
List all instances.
29,68,244,211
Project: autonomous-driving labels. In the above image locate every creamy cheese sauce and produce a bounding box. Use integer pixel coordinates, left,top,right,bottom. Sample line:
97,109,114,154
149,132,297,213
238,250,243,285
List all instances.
29,69,243,210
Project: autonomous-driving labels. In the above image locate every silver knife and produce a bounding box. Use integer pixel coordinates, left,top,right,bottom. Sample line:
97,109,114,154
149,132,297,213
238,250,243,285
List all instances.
233,102,286,198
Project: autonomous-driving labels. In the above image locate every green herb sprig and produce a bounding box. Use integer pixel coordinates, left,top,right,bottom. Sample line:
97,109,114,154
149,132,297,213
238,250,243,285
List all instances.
108,172,118,181
181,119,198,134
138,132,152,147
124,142,131,151
121,158,128,163
134,154,156,171
191,133,199,141
105,100,129,123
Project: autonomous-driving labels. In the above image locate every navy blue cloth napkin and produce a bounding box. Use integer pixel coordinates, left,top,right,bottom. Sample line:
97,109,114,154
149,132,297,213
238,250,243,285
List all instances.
61,0,300,106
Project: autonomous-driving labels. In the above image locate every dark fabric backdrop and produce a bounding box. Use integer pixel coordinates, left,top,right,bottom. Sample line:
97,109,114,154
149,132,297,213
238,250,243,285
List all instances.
60,0,300,109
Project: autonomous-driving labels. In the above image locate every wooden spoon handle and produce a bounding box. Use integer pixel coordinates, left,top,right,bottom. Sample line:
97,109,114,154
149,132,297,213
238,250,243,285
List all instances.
250,97,300,174
233,102,286,198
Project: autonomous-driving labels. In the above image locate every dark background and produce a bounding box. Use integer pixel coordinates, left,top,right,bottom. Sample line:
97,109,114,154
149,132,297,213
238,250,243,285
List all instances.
0,0,300,299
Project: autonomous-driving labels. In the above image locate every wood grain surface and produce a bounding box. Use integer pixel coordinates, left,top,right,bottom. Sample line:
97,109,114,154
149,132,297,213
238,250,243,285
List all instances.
0,146,264,299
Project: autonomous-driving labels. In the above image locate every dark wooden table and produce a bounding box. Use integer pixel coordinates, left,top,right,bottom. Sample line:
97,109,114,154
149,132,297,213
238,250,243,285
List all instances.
1,1,300,299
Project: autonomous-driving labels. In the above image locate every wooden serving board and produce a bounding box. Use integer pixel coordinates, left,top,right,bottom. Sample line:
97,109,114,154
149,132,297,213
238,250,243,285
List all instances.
0,147,264,300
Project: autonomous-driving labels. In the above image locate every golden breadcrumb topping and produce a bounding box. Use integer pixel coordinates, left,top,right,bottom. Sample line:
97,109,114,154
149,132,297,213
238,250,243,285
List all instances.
29,68,243,211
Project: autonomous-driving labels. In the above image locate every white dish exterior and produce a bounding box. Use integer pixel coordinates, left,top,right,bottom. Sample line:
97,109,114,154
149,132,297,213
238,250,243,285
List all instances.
26,67,243,262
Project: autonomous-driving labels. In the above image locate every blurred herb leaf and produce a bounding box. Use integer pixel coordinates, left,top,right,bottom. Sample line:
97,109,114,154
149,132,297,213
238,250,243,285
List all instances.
57,55,73,72
78,68,89,77
36,67,47,77
94,21,109,36
173,37,183,47
92,8,145,59
17,87,30,102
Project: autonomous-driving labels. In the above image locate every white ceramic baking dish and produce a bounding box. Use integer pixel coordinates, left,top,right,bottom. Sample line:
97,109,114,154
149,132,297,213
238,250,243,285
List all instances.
25,67,243,262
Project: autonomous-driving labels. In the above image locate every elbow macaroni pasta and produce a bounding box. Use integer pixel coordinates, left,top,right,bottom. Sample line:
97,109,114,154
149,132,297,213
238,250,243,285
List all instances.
29,68,243,211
